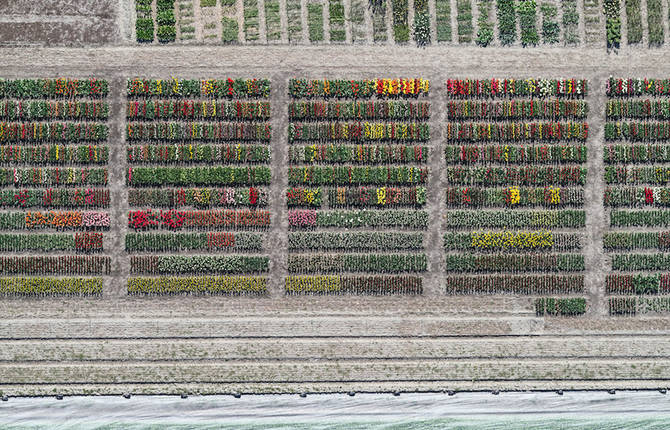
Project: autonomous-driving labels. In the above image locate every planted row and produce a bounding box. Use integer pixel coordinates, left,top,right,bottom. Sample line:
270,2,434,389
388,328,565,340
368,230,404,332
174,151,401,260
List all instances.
127,144,270,164
127,100,270,120
444,166,586,185
444,231,581,251
0,277,103,297
605,166,670,184
535,297,586,316
0,189,110,208
0,167,107,186
445,145,587,164
130,255,268,274
445,274,584,295
288,166,428,185
128,209,271,230
127,276,268,295
445,79,588,98
126,122,271,141
0,100,108,120
127,166,271,186
610,209,670,227
127,78,271,98
284,275,422,295
289,101,430,120
604,231,670,250
0,122,108,142
0,79,108,99
605,186,670,207
445,253,584,272
125,232,263,252
604,144,670,163
606,273,670,295
444,210,585,228
288,122,430,142
288,79,430,99
445,186,582,207
0,145,109,165
606,100,670,119
288,209,428,229
0,233,103,252
0,256,110,275
605,122,670,141
288,253,427,273
289,144,428,164
128,187,267,207
446,100,588,119
445,122,588,142
288,231,423,250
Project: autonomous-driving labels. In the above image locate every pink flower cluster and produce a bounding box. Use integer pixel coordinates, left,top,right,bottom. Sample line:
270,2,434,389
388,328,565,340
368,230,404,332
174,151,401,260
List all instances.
288,209,317,227
82,211,111,228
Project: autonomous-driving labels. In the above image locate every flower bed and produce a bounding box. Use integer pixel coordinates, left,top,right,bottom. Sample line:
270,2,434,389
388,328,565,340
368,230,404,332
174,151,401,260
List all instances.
285,275,422,295
126,77,272,294
127,276,267,295
0,78,111,294
444,77,589,311
604,77,670,315
286,78,429,291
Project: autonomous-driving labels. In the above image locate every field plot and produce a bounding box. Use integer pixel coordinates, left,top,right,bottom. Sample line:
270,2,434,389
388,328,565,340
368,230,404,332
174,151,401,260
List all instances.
286,79,430,295
604,77,670,316
125,78,272,296
0,78,111,297
443,78,589,316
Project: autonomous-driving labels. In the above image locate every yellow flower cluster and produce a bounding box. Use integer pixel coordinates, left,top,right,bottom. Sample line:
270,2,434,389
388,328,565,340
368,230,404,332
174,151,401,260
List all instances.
127,276,267,295
509,186,520,205
377,187,386,204
471,230,554,250
548,186,560,204
285,276,341,294
0,277,102,296
379,79,430,95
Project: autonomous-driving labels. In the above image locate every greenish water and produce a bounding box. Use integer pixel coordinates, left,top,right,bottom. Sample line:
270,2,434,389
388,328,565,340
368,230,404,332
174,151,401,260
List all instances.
1,391,670,429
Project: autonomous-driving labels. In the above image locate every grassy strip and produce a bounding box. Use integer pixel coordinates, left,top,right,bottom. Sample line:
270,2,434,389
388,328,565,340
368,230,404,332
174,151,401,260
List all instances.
536,297,586,316
243,0,259,41
308,3,324,42
457,0,473,43
222,17,239,42
518,0,539,46
540,2,559,43
414,0,431,46
393,0,410,42
476,0,494,46
287,0,302,42
350,0,366,41
562,0,579,45
372,1,388,41
604,0,621,48
648,0,664,45
496,0,516,45
625,0,642,44
265,0,281,41
435,0,452,41
330,0,346,41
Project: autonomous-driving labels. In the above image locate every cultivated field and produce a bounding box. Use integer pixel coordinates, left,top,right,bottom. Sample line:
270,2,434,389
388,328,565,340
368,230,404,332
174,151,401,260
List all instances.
0,0,670,396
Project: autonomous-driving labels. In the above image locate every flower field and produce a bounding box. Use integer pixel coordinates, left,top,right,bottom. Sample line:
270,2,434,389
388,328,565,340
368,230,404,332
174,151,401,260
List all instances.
286,79,429,295
444,78,588,311
131,0,670,50
604,77,670,315
125,78,271,295
0,79,110,297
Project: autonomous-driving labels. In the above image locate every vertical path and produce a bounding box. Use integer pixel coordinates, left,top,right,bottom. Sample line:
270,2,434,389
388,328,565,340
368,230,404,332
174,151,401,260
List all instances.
449,0,457,43
428,0,438,44
109,74,128,297
268,73,289,296
279,0,289,42
584,73,607,316
426,72,445,295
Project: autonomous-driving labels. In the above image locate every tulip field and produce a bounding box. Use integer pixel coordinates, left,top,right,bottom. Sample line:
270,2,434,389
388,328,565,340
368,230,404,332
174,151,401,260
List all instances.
605,77,670,315
125,78,272,295
286,79,430,295
444,78,588,315
0,78,110,297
